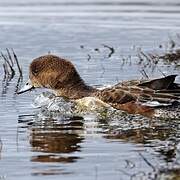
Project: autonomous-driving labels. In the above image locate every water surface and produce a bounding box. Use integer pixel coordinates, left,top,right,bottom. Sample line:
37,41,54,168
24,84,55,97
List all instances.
0,0,180,179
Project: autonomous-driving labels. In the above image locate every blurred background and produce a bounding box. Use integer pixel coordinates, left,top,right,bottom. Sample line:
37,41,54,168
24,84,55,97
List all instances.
0,0,179,84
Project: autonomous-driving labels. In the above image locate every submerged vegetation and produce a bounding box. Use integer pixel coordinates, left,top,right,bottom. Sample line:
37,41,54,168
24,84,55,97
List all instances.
80,36,180,79
137,35,180,73
1,48,22,79
0,49,23,95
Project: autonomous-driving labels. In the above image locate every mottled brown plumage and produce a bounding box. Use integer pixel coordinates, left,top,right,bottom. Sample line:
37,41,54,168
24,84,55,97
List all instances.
18,54,180,117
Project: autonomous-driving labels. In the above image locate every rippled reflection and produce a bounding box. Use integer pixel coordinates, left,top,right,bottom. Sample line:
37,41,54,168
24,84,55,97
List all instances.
102,116,180,163
17,100,180,179
18,114,84,164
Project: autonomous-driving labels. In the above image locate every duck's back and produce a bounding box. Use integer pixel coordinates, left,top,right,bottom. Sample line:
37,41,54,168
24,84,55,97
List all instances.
93,75,180,118
114,75,180,105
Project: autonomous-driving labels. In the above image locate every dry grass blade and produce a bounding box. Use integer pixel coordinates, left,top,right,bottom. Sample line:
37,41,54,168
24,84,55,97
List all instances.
102,44,115,58
87,54,91,61
2,63,9,77
157,68,166,77
1,52,15,79
140,69,149,79
139,153,156,172
6,48,14,66
11,48,22,77
0,49,23,95
14,76,23,94
139,51,152,62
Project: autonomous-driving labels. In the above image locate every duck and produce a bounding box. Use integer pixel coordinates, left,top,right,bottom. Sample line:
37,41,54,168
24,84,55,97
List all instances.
17,54,180,118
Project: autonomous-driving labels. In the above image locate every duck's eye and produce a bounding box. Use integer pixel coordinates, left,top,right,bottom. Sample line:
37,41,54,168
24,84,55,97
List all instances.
26,82,29,85
34,69,38,74
32,68,39,75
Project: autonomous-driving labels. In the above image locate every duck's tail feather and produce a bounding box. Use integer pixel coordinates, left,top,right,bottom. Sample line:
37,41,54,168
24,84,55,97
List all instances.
138,74,178,90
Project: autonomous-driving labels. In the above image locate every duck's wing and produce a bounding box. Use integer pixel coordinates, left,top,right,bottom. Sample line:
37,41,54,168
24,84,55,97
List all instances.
96,85,179,105
95,87,136,104
94,87,155,117
94,75,180,117
113,75,180,105
95,75,180,105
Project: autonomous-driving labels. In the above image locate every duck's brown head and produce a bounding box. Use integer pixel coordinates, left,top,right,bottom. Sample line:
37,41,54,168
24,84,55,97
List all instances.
17,55,84,95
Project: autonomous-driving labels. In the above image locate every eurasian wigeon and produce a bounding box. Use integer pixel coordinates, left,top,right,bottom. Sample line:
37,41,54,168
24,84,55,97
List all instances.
18,55,180,117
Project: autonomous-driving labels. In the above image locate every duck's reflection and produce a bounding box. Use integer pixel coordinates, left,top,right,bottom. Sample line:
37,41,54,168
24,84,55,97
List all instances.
100,116,179,163
18,109,180,177
19,114,84,164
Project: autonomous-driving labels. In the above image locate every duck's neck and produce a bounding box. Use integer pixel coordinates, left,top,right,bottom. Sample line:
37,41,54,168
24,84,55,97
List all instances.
55,79,97,99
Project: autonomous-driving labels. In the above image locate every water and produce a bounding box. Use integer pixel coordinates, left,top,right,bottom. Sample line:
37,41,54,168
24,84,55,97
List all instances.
0,0,180,179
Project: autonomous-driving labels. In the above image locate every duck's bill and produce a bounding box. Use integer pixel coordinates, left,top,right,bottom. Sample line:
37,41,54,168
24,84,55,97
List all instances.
17,82,34,94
